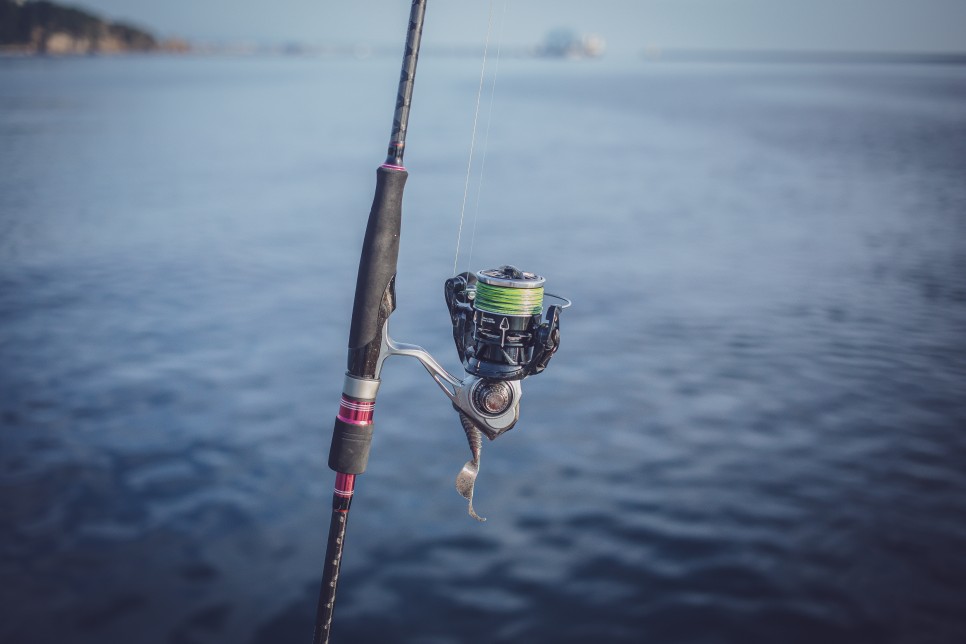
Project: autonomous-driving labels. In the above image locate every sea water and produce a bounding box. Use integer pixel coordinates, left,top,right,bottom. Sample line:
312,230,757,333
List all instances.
1,54,965,643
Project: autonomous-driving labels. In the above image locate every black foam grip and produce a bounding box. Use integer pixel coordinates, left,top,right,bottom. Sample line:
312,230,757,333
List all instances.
348,166,407,355
328,419,374,474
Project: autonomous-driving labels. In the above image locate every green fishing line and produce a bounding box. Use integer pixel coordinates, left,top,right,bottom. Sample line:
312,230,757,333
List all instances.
474,281,544,316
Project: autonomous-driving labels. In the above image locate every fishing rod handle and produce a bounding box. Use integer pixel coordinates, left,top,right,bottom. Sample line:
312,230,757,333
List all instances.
346,165,407,380
335,165,406,474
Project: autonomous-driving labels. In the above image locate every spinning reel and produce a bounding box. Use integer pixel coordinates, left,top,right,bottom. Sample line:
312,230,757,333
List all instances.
445,266,563,385
377,265,568,520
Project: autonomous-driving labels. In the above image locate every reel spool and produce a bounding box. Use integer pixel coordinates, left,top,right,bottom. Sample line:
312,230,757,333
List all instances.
445,265,565,383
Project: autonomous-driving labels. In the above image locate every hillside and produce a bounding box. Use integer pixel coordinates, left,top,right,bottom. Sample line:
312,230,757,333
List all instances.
0,0,159,54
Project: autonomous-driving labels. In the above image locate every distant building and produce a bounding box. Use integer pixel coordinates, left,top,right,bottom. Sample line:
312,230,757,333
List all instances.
538,28,605,59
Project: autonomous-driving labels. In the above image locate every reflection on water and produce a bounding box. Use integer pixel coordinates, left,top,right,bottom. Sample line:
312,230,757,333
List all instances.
1,56,965,644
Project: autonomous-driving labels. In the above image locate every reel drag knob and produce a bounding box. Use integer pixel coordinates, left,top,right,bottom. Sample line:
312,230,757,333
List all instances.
472,379,514,416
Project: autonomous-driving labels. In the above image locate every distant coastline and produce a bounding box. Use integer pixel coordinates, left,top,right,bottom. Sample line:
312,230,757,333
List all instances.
0,0,188,55
3,1,961,66
641,47,966,66
0,3,610,61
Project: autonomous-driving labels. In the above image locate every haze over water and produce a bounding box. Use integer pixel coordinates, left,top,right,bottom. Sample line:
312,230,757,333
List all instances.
1,53,965,643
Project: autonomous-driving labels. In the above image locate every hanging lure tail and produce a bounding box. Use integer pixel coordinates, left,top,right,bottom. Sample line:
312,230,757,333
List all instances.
456,411,486,522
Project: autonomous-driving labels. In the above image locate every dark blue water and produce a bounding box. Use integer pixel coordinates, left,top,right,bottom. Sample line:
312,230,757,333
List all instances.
2,55,966,644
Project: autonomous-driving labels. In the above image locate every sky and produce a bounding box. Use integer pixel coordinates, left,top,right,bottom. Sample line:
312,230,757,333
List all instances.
70,0,966,56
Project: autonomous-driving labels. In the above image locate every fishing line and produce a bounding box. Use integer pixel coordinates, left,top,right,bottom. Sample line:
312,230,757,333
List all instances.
464,0,509,276
475,280,544,316
453,0,496,275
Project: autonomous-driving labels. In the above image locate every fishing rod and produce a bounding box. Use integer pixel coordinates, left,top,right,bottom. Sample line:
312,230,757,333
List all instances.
313,2,569,641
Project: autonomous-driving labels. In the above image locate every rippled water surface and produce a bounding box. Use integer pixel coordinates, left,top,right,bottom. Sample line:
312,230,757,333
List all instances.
2,55,966,644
